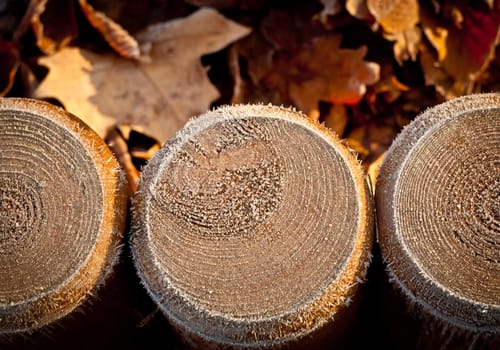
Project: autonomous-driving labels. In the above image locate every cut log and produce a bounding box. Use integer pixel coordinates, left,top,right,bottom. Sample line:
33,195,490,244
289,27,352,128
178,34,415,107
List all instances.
0,98,128,333
376,93,500,349
131,104,374,348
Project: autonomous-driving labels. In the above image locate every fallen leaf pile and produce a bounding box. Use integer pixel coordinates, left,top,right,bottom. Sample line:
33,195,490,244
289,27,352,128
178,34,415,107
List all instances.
0,0,498,185
34,8,250,141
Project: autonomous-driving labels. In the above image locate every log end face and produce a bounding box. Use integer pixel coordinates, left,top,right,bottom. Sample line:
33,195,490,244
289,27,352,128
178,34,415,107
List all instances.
0,98,127,333
377,93,500,337
132,104,374,347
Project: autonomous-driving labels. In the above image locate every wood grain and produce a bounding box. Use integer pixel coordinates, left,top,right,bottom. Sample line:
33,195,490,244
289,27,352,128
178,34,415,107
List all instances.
0,98,128,333
376,93,500,348
131,104,374,348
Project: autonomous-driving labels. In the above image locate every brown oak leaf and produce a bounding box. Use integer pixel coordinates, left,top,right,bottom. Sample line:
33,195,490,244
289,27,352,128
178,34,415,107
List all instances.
288,35,380,113
34,8,251,142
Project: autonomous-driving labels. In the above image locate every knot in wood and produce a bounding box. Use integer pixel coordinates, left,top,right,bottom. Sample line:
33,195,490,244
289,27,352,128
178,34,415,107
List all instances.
154,118,284,238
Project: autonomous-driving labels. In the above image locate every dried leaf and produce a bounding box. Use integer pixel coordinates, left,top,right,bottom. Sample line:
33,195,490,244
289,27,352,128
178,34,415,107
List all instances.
421,21,447,61
367,151,385,188
388,25,422,64
346,0,371,20
34,8,251,141
261,9,303,51
78,0,140,60
367,0,419,33
367,123,395,158
419,41,459,99
345,122,397,167
31,0,79,54
106,127,140,193
288,36,380,112
78,0,191,35
184,0,265,10
323,104,349,136
235,32,275,84
0,41,20,96
371,60,408,106
421,4,500,96
345,126,369,158
319,0,344,23
1,1,30,39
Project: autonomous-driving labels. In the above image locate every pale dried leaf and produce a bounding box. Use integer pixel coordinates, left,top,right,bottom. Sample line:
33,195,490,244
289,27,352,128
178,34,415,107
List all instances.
346,0,371,20
34,8,251,141
78,0,140,60
367,0,419,33
31,0,79,54
421,22,447,61
388,25,422,64
319,0,344,23
367,151,385,189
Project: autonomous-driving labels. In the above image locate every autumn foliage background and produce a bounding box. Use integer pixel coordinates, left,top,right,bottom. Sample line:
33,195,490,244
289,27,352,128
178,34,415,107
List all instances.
1,0,499,186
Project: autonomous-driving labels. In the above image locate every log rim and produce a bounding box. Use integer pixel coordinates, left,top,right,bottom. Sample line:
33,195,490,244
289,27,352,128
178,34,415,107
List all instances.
131,104,374,346
0,98,128,333
376,93,500,333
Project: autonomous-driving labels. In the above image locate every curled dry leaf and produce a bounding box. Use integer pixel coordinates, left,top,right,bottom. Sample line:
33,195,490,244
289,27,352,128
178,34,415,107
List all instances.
367,150,385,189
388,25,422,64
367,0,420,64
78,0,140,60
346,0,371,20
30,0,79,54
289,35,380,112
0,41,20,96
367,0,419,34
34,8,251,141
319,0,343,23
106,126,140,193
370,59,408,107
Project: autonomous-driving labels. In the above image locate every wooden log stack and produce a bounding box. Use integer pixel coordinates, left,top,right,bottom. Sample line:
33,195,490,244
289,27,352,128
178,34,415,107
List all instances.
0,95,498,349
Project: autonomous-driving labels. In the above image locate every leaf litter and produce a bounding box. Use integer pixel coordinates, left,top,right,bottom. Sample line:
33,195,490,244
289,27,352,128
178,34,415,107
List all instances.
0,0,498,185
